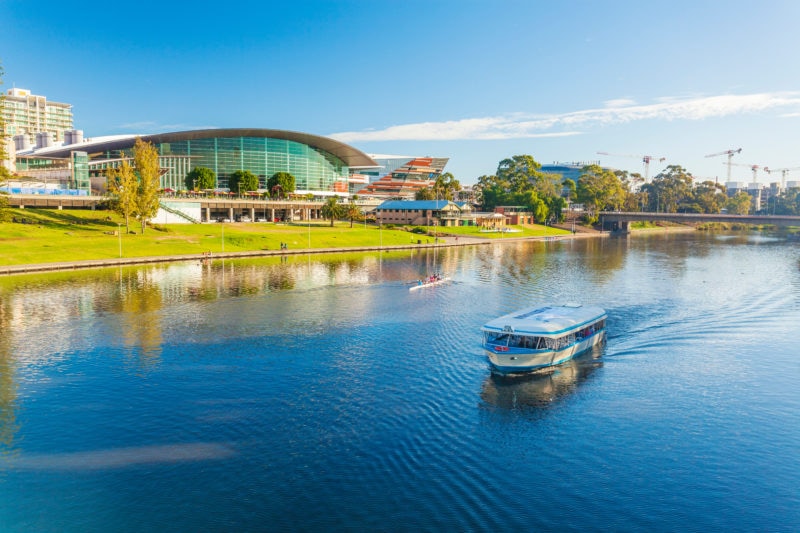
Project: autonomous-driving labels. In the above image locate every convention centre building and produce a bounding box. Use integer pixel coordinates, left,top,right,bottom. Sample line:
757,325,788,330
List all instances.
9,128,380,197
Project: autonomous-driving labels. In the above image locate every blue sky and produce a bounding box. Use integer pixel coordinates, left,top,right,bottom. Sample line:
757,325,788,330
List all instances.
2,0,800,185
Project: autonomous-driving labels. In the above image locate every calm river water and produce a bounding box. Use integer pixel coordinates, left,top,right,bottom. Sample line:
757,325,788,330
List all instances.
1,232,799,532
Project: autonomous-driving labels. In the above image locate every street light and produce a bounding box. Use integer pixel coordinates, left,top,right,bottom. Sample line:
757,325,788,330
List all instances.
117,223,122,258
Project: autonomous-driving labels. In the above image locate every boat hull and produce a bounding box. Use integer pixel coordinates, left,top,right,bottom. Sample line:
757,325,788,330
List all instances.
409,277,451,291
486,330,605,375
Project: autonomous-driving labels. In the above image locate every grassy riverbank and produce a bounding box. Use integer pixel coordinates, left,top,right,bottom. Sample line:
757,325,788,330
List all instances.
0,208,570,267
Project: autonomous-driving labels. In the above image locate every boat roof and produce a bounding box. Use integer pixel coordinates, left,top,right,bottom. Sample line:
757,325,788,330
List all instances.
481,304,606,337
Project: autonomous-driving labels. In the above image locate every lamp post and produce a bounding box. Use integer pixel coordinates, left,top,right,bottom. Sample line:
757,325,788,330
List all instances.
117,223,122,258
221,223,224,252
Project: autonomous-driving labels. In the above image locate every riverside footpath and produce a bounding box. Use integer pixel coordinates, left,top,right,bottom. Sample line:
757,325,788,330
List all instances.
0,230,605,276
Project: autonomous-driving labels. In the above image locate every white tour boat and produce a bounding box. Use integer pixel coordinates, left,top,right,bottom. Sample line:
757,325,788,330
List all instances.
481,303,607,375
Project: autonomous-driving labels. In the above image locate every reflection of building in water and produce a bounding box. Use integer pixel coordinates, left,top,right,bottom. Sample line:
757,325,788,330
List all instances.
480,351,602,410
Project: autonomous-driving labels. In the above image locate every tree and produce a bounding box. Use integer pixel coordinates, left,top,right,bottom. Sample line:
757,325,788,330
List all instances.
771,187,800,215
0,193,8,223
321,196,344,227
133,138,161,233
497,155,559,197
642,165,694,213
562,178,577,202
267,172,295,199
345,198,362,228
432,172,461,201
475,174,507,210
185,166,216,191
229,170,260,195
693,180,727,213
106,158,138,232
577,164,627,216
415,187,436,200
726,191,752,215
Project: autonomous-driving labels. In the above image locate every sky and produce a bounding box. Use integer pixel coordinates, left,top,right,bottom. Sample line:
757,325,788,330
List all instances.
2,0,800,185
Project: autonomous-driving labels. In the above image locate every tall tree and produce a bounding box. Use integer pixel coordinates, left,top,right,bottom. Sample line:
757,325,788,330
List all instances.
693,180,727,213
642,165,694,213
474,174,507,210
267,172,295,199
726,191,752,215
345,198,362,228
433,172,461,200
321,196,344,227
106,158,138,232
185,166,216,191
497,155,559,197
577,164,628,217
229,170,260,194
133,138,161,233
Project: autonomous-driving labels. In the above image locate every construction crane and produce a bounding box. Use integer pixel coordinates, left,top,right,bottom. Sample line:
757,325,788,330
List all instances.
764,166,800,188
704,148,742,183
729,163,764,185
596,152,666,182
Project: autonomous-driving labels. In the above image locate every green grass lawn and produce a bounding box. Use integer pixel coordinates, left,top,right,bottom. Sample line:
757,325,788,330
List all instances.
0,208,567,266
430,224,569,239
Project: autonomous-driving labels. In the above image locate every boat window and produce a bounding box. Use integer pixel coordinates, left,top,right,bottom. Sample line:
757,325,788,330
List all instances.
486,332,510,344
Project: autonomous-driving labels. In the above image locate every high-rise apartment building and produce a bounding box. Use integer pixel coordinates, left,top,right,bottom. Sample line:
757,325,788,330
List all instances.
1,88,73,145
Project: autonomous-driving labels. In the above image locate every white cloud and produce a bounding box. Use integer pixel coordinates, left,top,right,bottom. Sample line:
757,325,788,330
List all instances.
604,98,638,108
330,92,800,143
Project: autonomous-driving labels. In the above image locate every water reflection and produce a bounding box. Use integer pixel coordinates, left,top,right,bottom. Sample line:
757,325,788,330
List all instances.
480,349,603,412
0,298,19,454
113,269,165,366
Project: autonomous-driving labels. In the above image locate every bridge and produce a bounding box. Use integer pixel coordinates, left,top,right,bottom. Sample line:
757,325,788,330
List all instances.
598,211,800,233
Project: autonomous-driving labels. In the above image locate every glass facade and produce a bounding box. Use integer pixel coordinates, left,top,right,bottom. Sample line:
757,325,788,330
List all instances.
71,151,90,192
157,136,349,192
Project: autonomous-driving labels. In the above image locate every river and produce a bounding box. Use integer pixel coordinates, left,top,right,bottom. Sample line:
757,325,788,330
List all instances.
1,231,799,531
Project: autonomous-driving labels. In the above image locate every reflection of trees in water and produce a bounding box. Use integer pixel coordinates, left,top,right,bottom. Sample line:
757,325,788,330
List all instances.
474,239,629,287
480,350,602,412
0,299,19,453
113,270,164,367
475,241,549,285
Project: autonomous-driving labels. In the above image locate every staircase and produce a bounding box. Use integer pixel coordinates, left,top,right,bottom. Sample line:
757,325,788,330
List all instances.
159,201,201,224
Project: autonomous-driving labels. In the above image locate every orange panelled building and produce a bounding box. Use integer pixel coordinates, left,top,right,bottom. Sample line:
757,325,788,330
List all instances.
355,156,449,199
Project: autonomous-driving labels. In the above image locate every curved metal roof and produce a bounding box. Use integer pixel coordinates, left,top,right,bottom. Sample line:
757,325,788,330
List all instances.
30,128,378,168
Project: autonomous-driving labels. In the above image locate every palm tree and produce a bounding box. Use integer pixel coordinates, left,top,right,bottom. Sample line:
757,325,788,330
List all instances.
346,199,362,228
321,196,344,227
